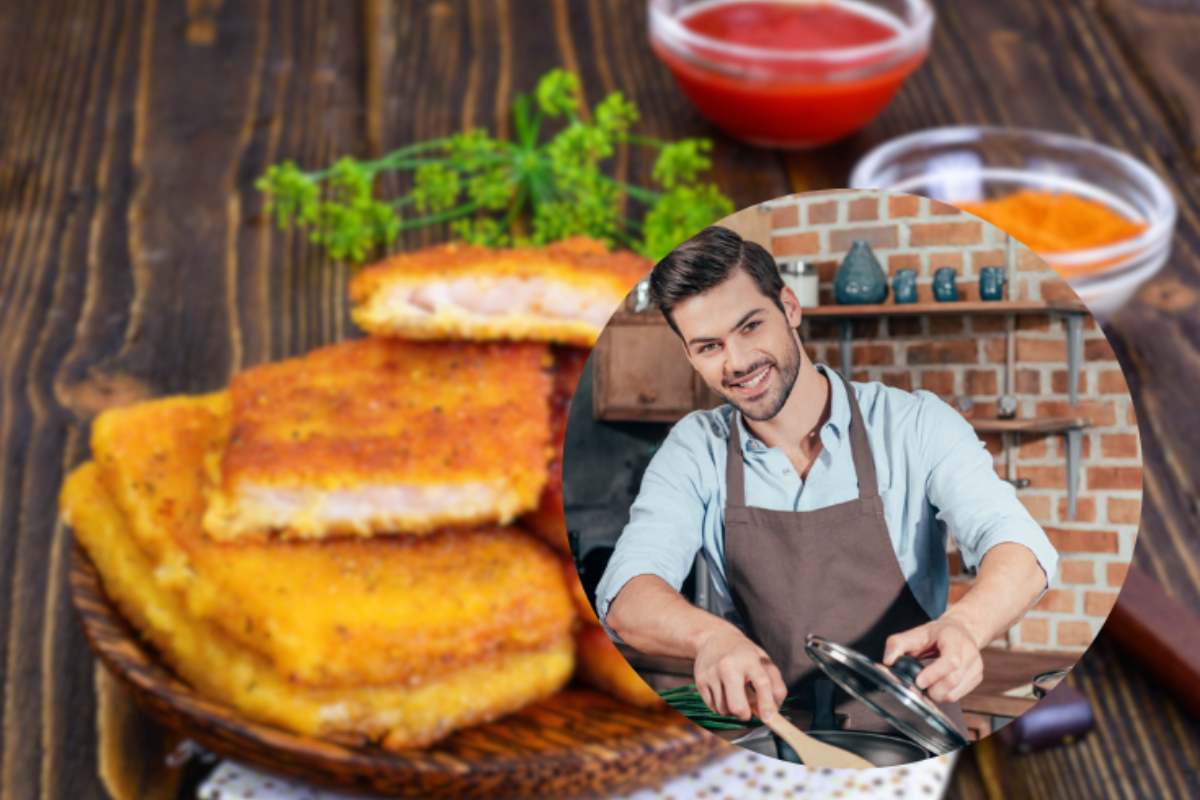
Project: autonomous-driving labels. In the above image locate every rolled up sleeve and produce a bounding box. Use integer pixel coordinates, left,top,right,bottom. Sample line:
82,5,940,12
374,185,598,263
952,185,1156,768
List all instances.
595,414,712,629
918,392,1059,587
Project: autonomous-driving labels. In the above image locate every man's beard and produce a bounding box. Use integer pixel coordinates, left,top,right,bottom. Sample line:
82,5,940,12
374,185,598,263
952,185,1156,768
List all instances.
717,337,802,422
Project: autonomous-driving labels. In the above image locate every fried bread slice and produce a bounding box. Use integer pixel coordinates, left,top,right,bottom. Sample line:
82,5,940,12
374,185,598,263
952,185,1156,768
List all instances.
62,462,574,748
86,393,574,689
201,338,553,541
348,238,648,346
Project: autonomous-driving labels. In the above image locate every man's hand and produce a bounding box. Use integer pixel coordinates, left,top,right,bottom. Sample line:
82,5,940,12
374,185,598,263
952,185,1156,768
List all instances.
883,617,984,703
693,627,787,721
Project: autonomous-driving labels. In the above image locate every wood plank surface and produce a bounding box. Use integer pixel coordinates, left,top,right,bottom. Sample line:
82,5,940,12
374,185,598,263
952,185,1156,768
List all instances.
1,1,1199,798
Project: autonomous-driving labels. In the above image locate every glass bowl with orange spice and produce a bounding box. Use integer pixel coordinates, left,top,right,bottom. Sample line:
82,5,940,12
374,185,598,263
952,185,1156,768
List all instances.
849,126,1176,318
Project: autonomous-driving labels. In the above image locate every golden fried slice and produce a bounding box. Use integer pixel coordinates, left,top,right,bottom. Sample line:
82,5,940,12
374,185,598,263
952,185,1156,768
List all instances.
62,463,573,749
521,346,590,554
574,624,666,710
201,338,552,540
88,393,575,689
348,238,649,346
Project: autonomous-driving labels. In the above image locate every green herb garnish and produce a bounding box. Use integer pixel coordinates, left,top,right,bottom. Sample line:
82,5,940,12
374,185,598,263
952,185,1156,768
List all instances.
255,69,733,263
659,683,805,731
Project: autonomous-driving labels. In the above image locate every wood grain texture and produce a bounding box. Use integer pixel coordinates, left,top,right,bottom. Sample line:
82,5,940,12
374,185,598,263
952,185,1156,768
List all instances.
0,0,1198,798
69,544,723,798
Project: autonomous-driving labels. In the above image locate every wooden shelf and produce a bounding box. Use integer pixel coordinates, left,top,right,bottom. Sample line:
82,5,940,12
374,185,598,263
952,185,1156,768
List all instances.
800,300,1089,318
970,416,1091,434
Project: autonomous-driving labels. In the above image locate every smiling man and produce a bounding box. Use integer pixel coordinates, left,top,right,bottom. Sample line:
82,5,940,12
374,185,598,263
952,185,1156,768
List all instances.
596,226,1058,733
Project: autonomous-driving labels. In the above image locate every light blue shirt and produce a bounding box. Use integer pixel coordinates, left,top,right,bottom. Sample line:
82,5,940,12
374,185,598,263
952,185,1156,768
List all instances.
596,363,1059,630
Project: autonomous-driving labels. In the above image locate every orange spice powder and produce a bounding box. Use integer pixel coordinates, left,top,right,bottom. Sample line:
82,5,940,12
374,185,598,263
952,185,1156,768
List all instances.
958,190,1146,254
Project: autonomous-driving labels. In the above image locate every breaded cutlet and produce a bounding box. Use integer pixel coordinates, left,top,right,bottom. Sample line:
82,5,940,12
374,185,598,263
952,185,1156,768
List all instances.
200,337,553,541
348,237,649,347
61,462,574,749
86,393,575,689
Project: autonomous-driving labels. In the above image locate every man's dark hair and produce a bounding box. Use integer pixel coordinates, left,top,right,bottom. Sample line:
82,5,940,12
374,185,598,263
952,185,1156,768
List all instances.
649,225,786,337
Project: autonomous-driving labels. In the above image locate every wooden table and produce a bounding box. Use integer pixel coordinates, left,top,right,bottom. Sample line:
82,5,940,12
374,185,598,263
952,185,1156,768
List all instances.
1,1,1199,797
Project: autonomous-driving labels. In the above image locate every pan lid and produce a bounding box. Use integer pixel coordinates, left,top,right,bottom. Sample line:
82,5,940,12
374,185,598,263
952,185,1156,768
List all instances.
804,634,970,755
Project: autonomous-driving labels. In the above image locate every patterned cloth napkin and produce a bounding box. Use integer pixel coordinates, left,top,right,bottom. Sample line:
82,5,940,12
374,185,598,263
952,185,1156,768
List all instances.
197,749,957,799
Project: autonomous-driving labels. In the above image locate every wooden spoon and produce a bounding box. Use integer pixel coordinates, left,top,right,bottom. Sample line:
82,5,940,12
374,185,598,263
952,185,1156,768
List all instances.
763,713,875,770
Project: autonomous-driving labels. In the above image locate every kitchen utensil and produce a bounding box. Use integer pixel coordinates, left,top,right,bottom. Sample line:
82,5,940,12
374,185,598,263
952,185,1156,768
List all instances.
762,711,874,769
849,126,1176,317
735,723,927,767
805,634,969,755
1104,565,1200,718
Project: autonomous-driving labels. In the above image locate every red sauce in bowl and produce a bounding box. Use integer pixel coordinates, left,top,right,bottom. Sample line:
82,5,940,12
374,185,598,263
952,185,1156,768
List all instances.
651,0,932,148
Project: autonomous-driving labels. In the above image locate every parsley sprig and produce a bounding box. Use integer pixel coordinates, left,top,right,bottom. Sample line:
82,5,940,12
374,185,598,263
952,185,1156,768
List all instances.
255,69,733,262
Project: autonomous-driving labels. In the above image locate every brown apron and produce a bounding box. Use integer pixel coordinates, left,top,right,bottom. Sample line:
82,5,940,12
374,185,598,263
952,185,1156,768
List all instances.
723,370,965,735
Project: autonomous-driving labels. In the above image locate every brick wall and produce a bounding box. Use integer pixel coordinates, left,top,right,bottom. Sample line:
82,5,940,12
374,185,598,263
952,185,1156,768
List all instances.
764,189,1142,652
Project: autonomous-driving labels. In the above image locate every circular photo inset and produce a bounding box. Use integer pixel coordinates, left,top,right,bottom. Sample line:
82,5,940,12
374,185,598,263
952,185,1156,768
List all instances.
560,189,1142,767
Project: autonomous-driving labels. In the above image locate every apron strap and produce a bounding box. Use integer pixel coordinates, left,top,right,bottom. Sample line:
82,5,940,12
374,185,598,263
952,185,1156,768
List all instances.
725,414,747,507
837,370,880,500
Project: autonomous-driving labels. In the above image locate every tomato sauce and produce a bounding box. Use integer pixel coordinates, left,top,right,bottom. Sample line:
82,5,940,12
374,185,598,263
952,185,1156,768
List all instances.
652,1,929,148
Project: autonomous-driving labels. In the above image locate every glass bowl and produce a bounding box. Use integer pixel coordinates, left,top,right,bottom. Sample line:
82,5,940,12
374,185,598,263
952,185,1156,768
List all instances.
849,126,1176,318
648,0,935,149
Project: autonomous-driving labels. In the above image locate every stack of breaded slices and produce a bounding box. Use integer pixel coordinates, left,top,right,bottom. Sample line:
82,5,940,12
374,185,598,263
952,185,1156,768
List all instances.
60,237,658,752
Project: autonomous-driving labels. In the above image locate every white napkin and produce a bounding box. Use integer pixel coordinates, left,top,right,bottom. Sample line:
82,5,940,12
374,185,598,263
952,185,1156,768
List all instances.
197,749,957,799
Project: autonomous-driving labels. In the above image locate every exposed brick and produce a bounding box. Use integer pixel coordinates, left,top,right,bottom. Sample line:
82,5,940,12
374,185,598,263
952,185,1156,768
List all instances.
1087,466,1143,491
852,369,870,381
920,370,956,395
815,259,839,282
881,370,913,391
1058,496,1097,523
907,339,978,365
1128,404,1138,426
1018,314,1053,332
1107,497,1142,525
964,400,998,419
1015,369,1041,394
1085,337,1118,360
1017,437,1048,459
1101,433,1139,459
1058,621,1094,648
1017,337,1068,362
888,252,921,275
948,580,973,603
928,198,963,216
910,221,983,246
1035,400,1117,427
1036,589,1076,613
1018,465,1066,488
1051,369,1087,395
1017,249,1048,272
1060,560,1095,584
1098,369,1129,395
1019,494,1052,520
804,345,819,362
851,319,881,338
1106,562,1130,587
1021,618,1049,645
852,343,894,365
1045,527,1119,554
889,317,924,337
1041,279,1080,303
771,203,800,228
807,200,839,224
971,249,1008,275
984,337,1007,363
1085,591,1120,617
972,315,1008,333
848,196,880,221
929,252,965,271
979,433,1003,456
965,369,998,395
830,225,899,251
888,195,921,218
929,316,965,335
773,232,820,256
